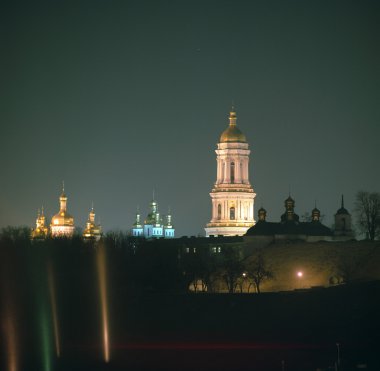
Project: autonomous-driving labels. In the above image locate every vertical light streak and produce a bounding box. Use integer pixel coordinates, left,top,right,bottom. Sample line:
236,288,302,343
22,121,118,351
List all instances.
97,246,110,362
3,312,18,371
40,307,52,371
47,262,60,358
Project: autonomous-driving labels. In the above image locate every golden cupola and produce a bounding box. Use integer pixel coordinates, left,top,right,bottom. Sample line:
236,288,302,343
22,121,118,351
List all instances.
50,184,75,238
219,110,247,143
31,207,49,240
83,204,102,241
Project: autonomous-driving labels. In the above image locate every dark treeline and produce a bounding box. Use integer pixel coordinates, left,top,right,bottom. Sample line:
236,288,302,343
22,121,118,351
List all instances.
1,227,380,370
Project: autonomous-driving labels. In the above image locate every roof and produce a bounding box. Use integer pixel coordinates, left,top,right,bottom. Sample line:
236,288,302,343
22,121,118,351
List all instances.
246,220,333,237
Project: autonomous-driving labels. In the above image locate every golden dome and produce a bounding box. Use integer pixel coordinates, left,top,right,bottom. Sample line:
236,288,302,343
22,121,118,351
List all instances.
51,211,74,226
219,111,247,143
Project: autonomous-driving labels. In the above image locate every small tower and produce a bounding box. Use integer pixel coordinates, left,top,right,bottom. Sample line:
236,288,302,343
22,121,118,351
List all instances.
311,204,321,222
164,208,175,238
144,199,163,238
50,183,75,238
31,207,49,240
132,207,144,237
258,207,267,222
334,195,353,238
83,204,102,241
281,196,299,223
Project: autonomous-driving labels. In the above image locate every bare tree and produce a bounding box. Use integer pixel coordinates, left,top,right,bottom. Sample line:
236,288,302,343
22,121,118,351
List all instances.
220,247,244,293
245,253,274,294
355,191,380,240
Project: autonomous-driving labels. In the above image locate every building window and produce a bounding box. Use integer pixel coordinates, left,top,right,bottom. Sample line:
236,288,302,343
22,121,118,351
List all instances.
230,162,235,183
186,247,190,253
217,204,221,220
230,207,235,220
218,246,221,253
212,247,217,253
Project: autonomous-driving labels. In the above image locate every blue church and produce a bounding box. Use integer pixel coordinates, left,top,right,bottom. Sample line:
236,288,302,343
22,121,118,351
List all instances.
131,199,175,239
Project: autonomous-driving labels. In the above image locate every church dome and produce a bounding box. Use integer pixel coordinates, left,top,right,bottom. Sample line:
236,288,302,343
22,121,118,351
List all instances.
219,110,247,143
51,211,74,226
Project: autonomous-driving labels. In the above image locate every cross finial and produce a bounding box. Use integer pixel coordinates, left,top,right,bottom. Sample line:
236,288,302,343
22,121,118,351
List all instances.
62,180,65,193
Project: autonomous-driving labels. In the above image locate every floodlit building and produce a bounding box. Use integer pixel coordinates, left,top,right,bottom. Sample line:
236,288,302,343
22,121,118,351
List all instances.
205,109,256,236
31,207,49,240
83,205,102,241
132,199,175,239
50,186,75,238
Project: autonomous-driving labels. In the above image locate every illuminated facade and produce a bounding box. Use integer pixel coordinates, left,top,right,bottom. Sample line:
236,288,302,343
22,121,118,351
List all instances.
50,187,75,238
205,109,256,236
132,200,175,238
83,205,102,241
31,207,49,239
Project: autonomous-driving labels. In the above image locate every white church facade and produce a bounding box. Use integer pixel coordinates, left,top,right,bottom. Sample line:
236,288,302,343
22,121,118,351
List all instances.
205,109,256,237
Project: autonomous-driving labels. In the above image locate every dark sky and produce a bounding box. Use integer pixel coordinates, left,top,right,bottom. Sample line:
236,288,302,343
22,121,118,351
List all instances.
1,0,379,236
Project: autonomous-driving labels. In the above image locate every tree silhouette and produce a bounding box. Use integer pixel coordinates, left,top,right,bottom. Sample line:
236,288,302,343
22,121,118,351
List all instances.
244,252,274,294
355,191,380,240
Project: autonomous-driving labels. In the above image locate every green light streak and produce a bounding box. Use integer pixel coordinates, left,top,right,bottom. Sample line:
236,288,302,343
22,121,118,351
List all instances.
40,307,52,371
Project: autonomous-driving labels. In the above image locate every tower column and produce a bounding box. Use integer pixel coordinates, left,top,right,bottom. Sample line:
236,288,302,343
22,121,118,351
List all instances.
205,109,256,237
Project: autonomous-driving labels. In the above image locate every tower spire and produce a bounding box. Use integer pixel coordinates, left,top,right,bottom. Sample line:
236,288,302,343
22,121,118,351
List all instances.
229,109,237,126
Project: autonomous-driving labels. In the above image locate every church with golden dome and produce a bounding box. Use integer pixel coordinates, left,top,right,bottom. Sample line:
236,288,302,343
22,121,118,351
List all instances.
50,185,75,238
205,109,256,236
83,204,102,241
31,207,49,240
31,185,104,240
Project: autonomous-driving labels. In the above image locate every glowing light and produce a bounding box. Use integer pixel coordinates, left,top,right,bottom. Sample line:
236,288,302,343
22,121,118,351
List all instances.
3,313,18,371
40,307,52,371
297,271,303,277
48,262,61,358
97,246,110,363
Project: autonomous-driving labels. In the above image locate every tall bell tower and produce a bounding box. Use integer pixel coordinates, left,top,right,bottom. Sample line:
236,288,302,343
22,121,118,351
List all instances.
205,109,256,236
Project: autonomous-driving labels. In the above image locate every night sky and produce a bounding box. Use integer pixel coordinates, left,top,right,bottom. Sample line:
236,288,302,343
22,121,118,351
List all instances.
1,0,379,236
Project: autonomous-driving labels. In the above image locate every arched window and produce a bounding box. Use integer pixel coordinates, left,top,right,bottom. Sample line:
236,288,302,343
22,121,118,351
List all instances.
240,162,243,182
217,204,221,220
230,207,235,220
222,162,225,182
230,162,235,183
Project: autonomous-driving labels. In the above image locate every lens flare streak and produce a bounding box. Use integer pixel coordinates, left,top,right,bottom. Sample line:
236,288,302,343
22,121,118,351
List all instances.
97,247,110,363
48,262,61,358
3,313,18,371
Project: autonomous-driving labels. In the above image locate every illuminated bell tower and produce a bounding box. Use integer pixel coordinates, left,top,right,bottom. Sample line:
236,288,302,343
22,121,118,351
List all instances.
83,204,102,241
50,184,75,238
205,109,256,236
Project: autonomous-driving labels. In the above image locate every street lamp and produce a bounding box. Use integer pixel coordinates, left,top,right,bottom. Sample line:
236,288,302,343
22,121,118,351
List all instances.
296,271,303,289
